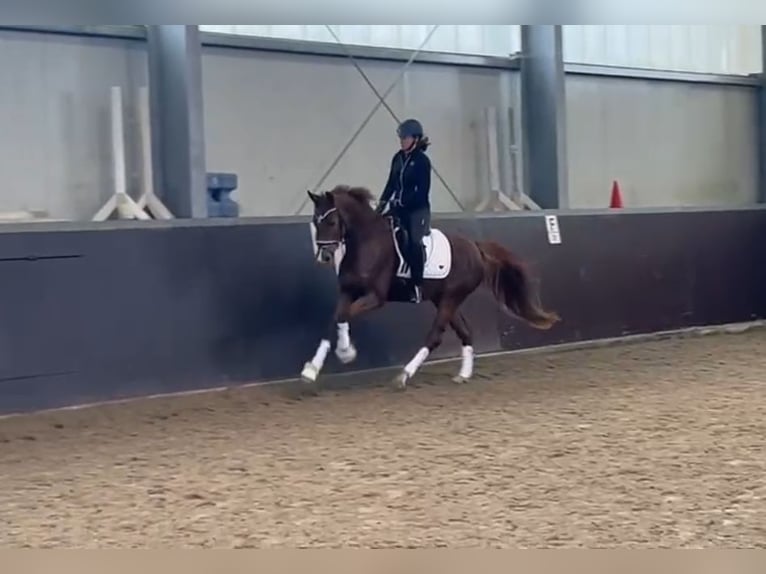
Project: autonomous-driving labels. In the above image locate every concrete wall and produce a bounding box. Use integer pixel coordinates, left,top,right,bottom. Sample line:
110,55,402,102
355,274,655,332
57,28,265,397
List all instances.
0,29,759,220
3,208,766,414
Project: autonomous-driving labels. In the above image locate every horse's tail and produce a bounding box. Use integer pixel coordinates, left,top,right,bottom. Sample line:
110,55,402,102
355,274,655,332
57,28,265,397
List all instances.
476,240,560,330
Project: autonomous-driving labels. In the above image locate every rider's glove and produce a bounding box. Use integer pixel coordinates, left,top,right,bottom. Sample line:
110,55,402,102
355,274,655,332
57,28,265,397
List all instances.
374,200,387,215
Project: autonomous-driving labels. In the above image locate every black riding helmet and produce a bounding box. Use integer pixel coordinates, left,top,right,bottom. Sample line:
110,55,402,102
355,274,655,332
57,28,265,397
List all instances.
397,118,424,139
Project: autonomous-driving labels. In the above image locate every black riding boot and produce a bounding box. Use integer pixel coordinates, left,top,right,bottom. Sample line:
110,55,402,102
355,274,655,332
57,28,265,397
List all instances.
408,243,425,303
403,208,429,304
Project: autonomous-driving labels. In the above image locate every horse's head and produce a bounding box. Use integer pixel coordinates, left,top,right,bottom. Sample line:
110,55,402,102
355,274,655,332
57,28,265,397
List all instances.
307,190,344,266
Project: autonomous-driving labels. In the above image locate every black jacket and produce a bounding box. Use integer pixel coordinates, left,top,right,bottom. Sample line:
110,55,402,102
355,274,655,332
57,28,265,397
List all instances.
379,148,431,213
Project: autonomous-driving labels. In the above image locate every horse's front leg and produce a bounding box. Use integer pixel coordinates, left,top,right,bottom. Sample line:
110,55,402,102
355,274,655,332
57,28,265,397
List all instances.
336,291,384,364
300,290,382,390
334,293,357,365
301,292,352,387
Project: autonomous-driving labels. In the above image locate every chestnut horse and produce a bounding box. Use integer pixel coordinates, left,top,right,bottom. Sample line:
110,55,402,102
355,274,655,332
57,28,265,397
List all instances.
301,185,559,391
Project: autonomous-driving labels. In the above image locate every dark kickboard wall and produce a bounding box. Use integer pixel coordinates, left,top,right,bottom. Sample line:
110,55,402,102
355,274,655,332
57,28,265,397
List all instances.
1,208,765,414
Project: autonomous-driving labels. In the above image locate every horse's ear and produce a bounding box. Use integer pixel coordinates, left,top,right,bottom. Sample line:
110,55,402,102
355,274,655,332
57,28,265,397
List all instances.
307,190,320,205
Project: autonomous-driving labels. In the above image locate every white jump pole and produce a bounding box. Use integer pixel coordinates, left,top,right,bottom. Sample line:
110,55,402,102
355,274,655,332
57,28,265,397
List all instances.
92,86,150,221
476,106,521,212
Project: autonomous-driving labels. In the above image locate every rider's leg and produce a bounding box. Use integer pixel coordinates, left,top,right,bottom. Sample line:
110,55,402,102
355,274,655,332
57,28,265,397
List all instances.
405,209,429,302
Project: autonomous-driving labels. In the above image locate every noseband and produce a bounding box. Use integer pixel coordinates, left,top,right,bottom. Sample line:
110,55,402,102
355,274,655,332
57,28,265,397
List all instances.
313,207,345,249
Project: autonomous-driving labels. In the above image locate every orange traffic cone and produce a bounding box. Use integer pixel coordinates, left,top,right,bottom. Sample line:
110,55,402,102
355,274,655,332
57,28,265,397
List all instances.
609,180,624,208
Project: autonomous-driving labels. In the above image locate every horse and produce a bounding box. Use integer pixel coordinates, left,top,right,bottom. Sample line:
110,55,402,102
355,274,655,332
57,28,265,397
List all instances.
301,184,560,391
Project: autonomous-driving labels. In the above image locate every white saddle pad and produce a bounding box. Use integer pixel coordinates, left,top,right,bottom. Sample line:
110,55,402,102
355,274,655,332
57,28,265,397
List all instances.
393,227,452,280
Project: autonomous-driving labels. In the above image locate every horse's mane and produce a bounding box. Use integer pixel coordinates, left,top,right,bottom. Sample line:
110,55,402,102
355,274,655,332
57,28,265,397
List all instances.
328,185,375,210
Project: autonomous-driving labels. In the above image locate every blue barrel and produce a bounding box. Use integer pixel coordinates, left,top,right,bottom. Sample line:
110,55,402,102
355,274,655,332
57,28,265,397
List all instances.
206,172,239,217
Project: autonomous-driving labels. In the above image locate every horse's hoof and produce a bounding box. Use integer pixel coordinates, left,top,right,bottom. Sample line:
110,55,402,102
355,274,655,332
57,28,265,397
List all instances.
452,375,470,384
300,362,318,382
335,344,357,365
391,371,409,391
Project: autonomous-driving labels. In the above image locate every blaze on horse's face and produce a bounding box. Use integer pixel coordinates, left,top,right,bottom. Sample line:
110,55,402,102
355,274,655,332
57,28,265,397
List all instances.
307,190,343,266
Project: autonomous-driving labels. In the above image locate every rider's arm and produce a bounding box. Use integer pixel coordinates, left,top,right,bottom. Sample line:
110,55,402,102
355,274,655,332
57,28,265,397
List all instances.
376,154,398,212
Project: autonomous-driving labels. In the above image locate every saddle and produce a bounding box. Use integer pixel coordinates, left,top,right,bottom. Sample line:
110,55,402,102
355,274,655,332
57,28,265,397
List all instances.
387,215,451,280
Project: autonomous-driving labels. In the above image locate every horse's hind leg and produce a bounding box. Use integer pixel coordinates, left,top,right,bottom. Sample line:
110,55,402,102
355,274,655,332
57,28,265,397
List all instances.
449,310,474,384
393,299,455,391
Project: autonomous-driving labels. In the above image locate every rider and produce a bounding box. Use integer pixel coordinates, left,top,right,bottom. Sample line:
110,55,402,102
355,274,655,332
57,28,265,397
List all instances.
375,118,432,303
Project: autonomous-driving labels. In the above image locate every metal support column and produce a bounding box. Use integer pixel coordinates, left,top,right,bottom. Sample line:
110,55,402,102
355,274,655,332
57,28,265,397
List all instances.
147,25,207,218
520,25,568,209
758,25,766,203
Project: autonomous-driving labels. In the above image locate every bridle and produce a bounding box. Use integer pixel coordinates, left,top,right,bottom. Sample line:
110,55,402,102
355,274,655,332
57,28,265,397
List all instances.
313,207,346,250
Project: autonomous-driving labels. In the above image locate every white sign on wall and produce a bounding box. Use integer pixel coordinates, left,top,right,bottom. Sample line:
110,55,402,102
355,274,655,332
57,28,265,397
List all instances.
544,215,561,245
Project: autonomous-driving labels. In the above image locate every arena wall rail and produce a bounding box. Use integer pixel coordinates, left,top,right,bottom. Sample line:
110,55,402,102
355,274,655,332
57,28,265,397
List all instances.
1,207,766,415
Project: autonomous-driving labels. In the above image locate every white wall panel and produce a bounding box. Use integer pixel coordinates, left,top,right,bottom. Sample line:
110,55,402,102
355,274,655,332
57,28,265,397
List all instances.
0,29,147,220
200,25,521,58
563,25,762,75
566,76,758,208
202,45,518,216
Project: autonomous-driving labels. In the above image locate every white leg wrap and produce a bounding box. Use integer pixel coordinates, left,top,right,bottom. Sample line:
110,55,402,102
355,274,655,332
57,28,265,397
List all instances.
337,322,350,349
404,347,430,378
335,322,357,364
311,339,331,369
302,339,331,382
309,222,318,257
459,345,474,379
